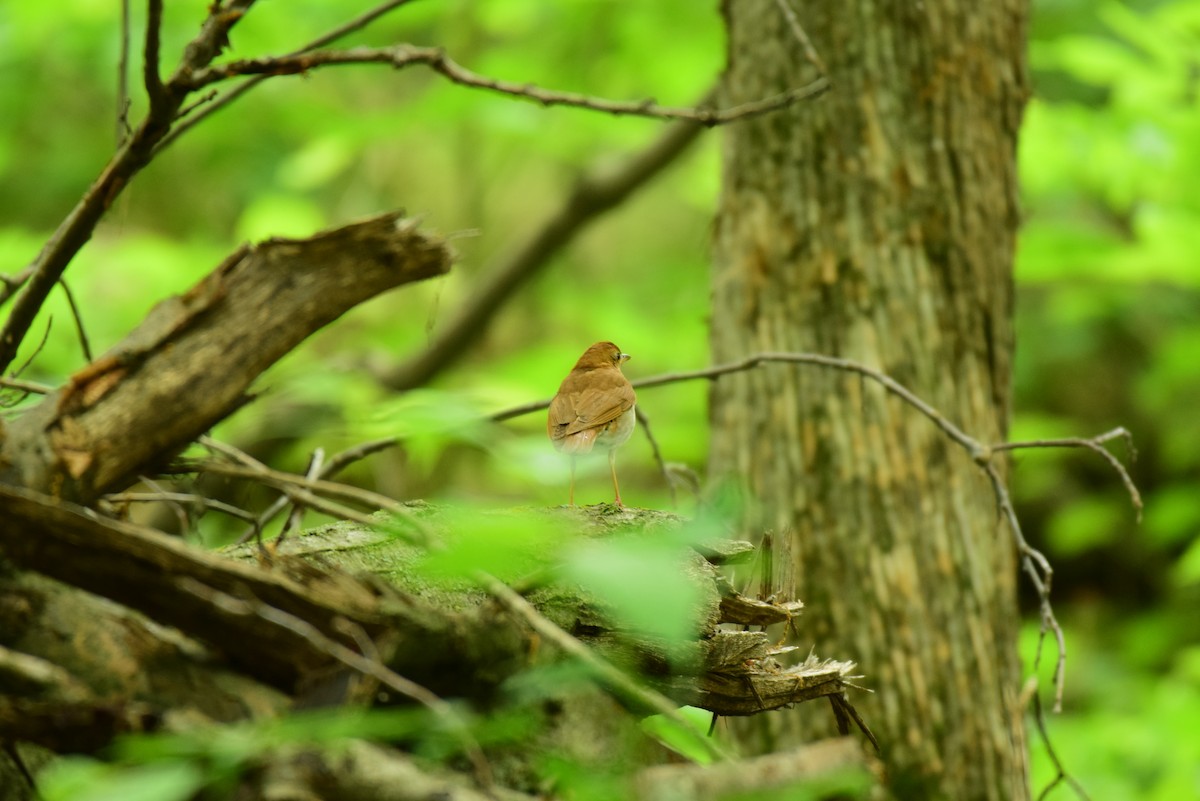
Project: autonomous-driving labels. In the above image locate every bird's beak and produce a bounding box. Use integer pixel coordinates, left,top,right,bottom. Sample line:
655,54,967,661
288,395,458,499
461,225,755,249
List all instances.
618,352,631,363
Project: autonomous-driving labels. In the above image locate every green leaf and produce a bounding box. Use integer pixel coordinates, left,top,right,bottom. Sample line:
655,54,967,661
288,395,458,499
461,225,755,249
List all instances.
639,705,717,764
560,539,704,646
416,507,562,582
39,759,204,801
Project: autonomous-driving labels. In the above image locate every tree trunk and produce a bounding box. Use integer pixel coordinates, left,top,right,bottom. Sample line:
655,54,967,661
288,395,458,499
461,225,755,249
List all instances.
709,1,1030,799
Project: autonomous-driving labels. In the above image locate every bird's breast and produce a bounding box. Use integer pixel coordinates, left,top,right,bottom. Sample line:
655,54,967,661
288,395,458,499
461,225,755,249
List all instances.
595,405,636,450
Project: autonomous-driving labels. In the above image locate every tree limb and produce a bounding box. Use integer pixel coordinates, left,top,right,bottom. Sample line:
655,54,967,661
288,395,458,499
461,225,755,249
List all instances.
0,212,451,503
182,45,829,125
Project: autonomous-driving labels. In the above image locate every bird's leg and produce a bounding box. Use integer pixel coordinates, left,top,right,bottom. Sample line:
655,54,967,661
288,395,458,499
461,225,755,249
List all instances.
609,448,623,508
569,455,576,506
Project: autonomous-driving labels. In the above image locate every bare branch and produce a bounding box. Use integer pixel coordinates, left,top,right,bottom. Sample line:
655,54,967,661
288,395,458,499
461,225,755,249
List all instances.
101,490,258,526
179,457,433,545
0,266,35,309
183,45,830,125
773,0,828,74
496,353,984,460
1031,692,1092,801
994,428,1142,522
0,377,52,395
278,447,325,548
116,0,132,145
233,437,400,546
157,0,425,153
144,0,167,112
635,406,676,508
56,279,93,363
0,213,451,503
0,0,259,373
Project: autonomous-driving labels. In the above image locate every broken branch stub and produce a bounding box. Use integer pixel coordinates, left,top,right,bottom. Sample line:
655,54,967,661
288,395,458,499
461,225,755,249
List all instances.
0,212,452,502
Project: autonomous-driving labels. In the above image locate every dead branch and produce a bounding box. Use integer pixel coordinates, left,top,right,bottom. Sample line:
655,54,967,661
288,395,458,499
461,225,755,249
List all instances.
0,483,396,693
0,212,451,503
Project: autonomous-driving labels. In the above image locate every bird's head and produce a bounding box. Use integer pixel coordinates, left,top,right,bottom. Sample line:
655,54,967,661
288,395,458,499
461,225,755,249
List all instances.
574,341,630,371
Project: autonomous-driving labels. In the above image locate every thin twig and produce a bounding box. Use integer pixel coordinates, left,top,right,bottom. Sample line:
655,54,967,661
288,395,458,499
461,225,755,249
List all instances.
233,437,400,546
994,428,1142,522
981,460,1067,711
1032,692,1092,801
635,406,676,508
138,475,191,534
103,490,258,526
57,279,93,363
0,377,52,394
176,577,494,791
116,0,132,145
278,447,325,549
478,571,727,763
157,0,425,153
772,0,828,74
9,317,53,382
192,437,432,543
144,0,167,112
0,266,36,309
496,353,982,458
199,438,409,519
322,437,400,475
182,45,830,126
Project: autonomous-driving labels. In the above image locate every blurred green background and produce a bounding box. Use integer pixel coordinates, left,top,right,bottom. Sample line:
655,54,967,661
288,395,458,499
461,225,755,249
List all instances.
1,0,1197,797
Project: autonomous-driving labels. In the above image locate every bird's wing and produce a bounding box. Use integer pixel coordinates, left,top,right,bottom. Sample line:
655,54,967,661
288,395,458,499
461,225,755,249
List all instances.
560,378,635,438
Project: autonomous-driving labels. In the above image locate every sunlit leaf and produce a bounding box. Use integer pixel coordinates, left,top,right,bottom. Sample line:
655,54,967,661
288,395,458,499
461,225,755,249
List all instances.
639,705,717,764
416,506,562,582
39,759,204,801
560,538,704,646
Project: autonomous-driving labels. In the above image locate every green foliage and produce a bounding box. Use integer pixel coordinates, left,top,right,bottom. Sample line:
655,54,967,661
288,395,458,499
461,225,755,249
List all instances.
415,506,562,582
639,705,719,765
40,760,205,801
3,0,1198,795
38,706,529,800
561,534,707,649
1017,1,1200,796
1023,620,1200,800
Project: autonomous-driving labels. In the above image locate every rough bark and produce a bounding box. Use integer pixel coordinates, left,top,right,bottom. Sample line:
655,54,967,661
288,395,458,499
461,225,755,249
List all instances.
0,211,452,504
709,1,1029,799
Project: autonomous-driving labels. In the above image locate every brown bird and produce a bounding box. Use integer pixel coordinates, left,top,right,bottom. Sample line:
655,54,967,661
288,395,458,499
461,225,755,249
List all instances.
547,341,637,507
